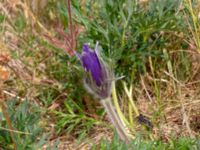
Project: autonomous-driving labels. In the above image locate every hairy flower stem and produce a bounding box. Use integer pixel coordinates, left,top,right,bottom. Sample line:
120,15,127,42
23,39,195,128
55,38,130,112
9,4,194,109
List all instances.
100,97,130,143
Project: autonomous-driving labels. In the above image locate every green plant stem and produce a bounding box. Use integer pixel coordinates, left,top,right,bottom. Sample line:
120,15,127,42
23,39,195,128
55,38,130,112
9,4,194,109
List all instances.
128,102,134,127
163,49,176,91
123,82,139,116
186,0,200,52
100,97,130,143
111,82,130,126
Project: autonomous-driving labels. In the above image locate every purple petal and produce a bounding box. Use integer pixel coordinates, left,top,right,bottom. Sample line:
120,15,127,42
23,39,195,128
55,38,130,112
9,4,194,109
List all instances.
80,44,103,86
83,44,90,52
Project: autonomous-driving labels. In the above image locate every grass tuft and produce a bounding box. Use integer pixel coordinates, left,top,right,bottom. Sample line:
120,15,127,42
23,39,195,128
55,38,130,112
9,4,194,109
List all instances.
0,0,199,149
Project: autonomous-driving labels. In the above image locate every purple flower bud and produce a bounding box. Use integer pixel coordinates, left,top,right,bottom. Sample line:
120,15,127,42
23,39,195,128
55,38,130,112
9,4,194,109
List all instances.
77,43,112,99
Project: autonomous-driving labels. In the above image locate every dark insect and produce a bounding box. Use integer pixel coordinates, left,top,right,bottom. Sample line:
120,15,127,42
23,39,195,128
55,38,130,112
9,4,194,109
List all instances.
136,114,153,129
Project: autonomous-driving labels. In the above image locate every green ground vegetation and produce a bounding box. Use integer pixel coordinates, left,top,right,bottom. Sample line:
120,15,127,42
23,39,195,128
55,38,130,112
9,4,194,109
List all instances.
0,0,199,149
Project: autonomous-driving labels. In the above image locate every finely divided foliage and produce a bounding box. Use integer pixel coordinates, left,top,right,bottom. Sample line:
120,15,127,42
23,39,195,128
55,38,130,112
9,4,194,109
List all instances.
0,0,199,149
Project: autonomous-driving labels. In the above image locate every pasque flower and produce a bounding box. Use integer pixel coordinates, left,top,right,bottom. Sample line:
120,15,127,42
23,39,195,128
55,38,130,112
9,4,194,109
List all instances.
77,42,130,143
77,42,112,99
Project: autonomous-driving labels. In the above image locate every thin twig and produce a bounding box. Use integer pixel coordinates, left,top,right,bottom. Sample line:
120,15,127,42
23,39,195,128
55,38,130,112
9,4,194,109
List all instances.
3,90,25,101
0,126,31,135
140,75,153,102
67,0,74,51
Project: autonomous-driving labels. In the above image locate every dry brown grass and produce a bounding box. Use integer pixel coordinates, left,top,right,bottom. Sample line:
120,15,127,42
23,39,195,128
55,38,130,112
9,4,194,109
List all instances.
0,0,200,149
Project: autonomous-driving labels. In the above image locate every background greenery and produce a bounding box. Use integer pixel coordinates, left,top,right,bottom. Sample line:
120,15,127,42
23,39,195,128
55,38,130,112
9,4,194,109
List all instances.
0,0,199,149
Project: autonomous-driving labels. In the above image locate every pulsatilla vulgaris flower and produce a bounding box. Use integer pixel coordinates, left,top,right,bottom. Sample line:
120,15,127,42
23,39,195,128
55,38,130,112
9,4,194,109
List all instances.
77,42,112,99
77,43,130,143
